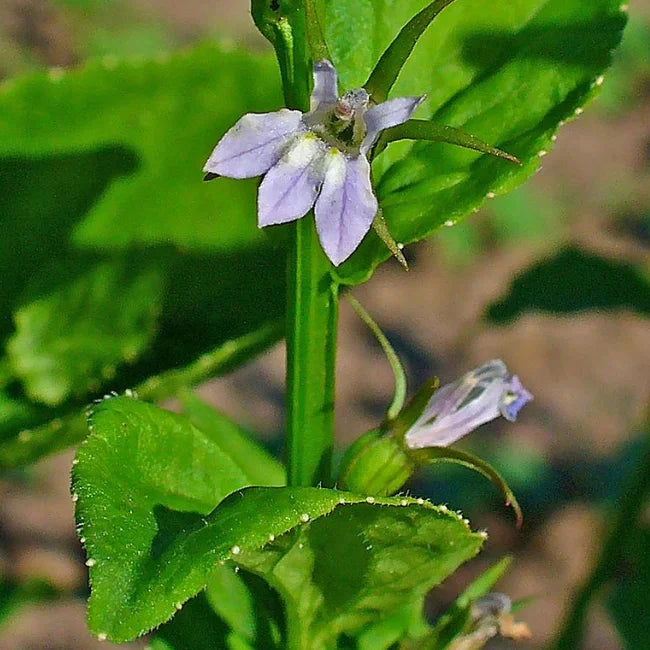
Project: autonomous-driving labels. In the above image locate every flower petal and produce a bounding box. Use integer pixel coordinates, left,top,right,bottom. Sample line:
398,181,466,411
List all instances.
406,380,504,449
404,359,533,450
258,135,326,226
310,60,339,112
203,109,304,179
314,151,378,266
361,95,426,154
499,375,533,421
420,359,507,423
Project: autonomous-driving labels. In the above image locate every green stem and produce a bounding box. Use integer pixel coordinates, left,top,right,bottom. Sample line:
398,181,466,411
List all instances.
286,216,339,487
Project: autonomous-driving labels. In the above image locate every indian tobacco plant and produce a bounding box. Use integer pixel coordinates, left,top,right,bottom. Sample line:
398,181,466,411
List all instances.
204,59,425,265
62,0,626,648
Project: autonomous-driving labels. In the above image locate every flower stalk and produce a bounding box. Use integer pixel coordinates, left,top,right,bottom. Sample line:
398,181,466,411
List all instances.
286,216,338,486
285,1,337,487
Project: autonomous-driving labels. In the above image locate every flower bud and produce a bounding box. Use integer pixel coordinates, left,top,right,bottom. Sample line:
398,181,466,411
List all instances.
338,429,413,496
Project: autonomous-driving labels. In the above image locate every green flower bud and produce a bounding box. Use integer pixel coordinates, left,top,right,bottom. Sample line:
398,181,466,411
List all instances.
338,428,414,496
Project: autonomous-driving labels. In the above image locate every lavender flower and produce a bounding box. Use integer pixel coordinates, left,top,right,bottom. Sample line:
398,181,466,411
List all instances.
203,60,425,266
404,360,533,450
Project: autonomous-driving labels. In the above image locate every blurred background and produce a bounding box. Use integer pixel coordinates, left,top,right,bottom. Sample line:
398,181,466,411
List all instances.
0,0,649,648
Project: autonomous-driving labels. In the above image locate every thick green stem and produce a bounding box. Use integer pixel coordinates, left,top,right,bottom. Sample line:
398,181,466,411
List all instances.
286,215,338,487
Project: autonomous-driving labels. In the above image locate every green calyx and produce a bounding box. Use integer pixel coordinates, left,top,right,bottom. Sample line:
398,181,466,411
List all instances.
339,429,414,497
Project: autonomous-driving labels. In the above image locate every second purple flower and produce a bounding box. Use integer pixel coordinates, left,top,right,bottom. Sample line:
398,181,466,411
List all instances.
203,60,425,266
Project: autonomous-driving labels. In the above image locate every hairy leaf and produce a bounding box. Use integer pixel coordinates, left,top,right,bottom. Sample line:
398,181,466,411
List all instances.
74,398,483,643
324,0,627,283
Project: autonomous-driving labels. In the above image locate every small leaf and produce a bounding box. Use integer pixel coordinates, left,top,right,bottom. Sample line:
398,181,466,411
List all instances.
412,446,523,527
429,556,513,648
74,398,483,643
380,120,521,165
148,591,232,650
364,0,459,103
179,389,285,487
152,568,283,650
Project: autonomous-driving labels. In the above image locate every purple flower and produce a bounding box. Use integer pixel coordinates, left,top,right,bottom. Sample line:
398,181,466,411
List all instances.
203,60,425,266
404,360,533,450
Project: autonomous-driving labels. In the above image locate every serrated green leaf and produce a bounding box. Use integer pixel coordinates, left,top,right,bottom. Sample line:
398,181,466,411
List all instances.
236,500,483,649
324,0,627,283
74,397,483,644
180,390,285,487
7,256,164,406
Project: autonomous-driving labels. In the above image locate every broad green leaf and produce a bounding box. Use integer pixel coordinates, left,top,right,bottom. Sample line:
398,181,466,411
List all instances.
0,322,282,469
0,147,137,344
180,390,285,487
324,0,627,283
0,45,282,251
0,45,288,451
74,397,483,643
7,256,164,406
485,246,650,323
236,495,482,650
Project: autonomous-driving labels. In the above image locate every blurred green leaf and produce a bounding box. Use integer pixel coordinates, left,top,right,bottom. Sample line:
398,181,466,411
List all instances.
485,246,650,323
596,10,650,114
0,322,282,469
553,416,650,649
0,46,288,456
607,525,650,650
427,557,512,649
355,601,428,650
8,255,164,406
324,0,627,283
0,45,281,251
180,390,285,487
0,576,58,628
74,398,482,643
